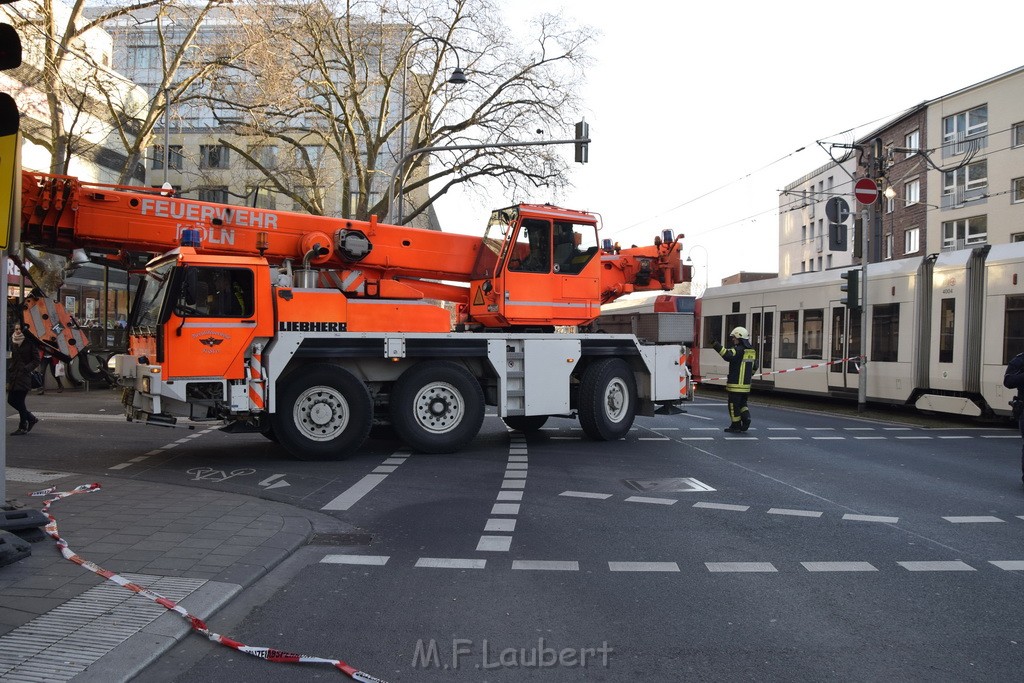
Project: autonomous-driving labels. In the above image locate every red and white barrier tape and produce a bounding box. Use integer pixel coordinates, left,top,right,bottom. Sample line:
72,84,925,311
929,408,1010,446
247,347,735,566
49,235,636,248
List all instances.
32,483,387,682
695,356,863,384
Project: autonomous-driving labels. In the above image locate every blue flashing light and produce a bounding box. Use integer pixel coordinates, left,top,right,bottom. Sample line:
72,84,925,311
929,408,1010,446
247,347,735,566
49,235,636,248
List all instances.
662,229,674,243
602,238,613,251
180,228,201,248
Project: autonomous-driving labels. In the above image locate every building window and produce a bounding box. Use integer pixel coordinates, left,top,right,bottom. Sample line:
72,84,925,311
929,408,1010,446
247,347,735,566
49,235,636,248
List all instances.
886,194,895,214
1013,177,1024,204
943,104,987,155
802,225,807,243
1013,233,1024,243
197,186,229,203
905,178,920,206
905,227,920,254
1013,122,1024,148
199,144,230,169
942,160,987,208
885,233,893,260
152,145,183,171
247,145,278,169
942,215,987,249
904,129,920,156
246,186,276,210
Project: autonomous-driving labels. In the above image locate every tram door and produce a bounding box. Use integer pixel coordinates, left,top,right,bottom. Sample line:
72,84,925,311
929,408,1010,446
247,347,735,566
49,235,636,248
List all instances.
828,304,861,390
751,307,775,384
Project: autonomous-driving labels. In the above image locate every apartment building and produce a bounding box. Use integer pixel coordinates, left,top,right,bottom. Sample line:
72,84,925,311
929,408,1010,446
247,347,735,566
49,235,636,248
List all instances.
779,65,1024,278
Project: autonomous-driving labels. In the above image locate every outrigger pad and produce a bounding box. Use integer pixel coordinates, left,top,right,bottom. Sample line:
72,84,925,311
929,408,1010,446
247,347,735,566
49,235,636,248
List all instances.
0,530,31,567
0,508,48,531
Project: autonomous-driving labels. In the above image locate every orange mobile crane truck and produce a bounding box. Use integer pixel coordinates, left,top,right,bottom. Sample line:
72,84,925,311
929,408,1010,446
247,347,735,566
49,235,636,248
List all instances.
17,171,689,459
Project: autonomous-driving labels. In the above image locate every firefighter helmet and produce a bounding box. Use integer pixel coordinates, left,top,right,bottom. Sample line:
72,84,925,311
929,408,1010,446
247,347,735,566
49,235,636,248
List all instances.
730,326,749,340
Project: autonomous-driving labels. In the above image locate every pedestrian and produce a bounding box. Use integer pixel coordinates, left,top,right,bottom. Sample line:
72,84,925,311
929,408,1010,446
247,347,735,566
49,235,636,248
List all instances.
1002,350,1024,486
7,323,40,436
713,326,757,433
37,349,64,394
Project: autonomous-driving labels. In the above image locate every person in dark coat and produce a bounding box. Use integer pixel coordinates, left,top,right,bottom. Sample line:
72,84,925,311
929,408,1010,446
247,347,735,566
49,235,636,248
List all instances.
7,323,40,435
1002,350,1024,485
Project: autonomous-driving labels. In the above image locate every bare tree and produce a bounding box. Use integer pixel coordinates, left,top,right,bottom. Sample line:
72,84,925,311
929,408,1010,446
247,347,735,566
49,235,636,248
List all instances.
198,0,594,222
6,0,237,183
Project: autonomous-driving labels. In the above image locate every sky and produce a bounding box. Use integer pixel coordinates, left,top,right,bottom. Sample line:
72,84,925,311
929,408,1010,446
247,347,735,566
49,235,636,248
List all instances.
432,0,1023,288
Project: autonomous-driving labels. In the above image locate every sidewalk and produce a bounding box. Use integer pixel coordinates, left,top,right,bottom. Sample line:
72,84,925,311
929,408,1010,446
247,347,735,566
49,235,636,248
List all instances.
1,387,351,682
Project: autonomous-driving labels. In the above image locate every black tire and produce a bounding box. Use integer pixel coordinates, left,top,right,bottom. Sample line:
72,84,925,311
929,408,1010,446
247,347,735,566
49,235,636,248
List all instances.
578,358,637,440
390,361,485,454
271,364,372,460
502,415,549,432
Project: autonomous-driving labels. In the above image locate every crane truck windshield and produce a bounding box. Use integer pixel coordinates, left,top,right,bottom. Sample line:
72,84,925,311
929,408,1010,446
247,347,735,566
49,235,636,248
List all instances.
132,260,176,329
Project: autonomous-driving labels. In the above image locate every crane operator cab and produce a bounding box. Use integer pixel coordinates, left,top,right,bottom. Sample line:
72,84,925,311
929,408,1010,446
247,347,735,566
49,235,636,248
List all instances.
469,205,603,329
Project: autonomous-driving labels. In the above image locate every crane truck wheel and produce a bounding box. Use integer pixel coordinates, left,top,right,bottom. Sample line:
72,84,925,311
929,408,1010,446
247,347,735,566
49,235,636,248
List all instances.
390,361,485,454
272,364,372,460
502,415,549,432
578,358,637,440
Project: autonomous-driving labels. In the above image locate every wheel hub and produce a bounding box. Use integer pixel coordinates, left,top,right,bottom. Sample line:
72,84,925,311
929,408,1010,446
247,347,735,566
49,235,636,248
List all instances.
414,383,463,433
295,388,350,441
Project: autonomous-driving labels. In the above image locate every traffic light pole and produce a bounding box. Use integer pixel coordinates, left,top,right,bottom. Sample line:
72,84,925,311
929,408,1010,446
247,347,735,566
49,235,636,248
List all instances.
858,207,869,412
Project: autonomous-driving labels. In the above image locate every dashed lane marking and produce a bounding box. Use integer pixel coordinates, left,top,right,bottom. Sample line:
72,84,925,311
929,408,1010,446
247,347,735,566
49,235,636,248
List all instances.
943,516,1005,523
990,561,1024,570
609,562,680,572
801,561,877,572
693,502,750,512
625,496,677,505
560,491,613,500
897,561,975,571
843,514,900,523
415,558,487,569
321,451,411,511
476,536,513,552
768,508,823,518
512,560,579,571
706,562,777,573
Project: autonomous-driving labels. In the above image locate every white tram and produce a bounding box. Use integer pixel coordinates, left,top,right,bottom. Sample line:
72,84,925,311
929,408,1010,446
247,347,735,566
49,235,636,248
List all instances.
697,243,1024,418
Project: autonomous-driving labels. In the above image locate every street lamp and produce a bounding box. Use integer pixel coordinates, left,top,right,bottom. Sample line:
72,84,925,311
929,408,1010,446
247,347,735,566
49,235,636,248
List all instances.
685,245,709,295
395,35,467,225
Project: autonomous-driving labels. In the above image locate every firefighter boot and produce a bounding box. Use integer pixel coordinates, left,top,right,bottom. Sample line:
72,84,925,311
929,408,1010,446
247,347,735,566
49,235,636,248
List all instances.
740,414,751,432
724,422,743,433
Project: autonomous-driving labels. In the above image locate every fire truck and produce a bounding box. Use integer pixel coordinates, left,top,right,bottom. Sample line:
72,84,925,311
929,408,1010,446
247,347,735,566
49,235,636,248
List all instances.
18,171,688,459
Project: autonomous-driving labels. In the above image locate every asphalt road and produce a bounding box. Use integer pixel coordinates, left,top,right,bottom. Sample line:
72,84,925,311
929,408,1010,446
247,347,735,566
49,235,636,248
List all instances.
9,392,1024,681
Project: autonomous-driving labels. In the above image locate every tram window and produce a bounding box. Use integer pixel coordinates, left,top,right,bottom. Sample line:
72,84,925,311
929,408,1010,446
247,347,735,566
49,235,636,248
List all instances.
871,303,900,362
939,298,955,363
1004,294,1024,363
780,310,798,358
802,309,824,359
703,316,723,348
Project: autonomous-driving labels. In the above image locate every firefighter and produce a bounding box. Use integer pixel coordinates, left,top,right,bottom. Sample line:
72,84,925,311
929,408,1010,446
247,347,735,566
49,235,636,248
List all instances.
713,326,756,433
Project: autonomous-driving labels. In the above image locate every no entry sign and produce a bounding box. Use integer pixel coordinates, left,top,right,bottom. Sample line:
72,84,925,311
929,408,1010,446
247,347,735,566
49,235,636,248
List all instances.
854,177,879,205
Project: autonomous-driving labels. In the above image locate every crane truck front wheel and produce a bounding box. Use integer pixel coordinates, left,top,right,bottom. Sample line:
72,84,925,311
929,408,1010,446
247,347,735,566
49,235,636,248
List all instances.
390,361,485,454
578,358,637,440
272,364,372,460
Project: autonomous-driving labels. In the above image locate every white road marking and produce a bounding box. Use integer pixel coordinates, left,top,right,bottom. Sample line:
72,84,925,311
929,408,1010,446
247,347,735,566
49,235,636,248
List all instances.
506,463,528,470
806,427,835,431
811,437,845,441
843,514,899,523
706,562,777,573
501,479,527,490
693,502,749,512
981,435,1018,439
485,518,517,532
476,535,513,552
609,562,680,572
503,471,528,479
320,555,389,566
560,491,613,500
768,508,823,518
372,466,398,474
321,474,389,511
943,516,1004,523
680,437,714,441
108,463,132,470
843,427,875,431
801,561,877,572
896,436,932,440
508,455,528,462
416,558,487,569
497,491,524,501
938,436,972,439
990,561,1024,570
768,437,802,440
512,560,579,571
639,437,670,441
854,436,886,440
491,503,521,515
897,561,975,571
625,496,677,505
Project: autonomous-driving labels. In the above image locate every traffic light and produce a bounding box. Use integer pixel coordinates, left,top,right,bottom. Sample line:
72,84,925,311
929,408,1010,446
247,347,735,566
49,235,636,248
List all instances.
0,6,23,250
840,269,860,310
574,119,589,164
